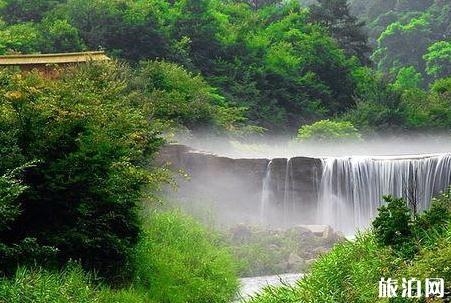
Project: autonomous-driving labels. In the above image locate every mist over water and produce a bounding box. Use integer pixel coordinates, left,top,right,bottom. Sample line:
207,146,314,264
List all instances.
170,134,451,235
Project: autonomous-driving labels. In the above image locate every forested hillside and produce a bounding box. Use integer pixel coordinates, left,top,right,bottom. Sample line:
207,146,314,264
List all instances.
0,0,448,134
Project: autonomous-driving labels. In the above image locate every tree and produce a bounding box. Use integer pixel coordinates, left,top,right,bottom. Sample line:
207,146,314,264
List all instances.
391,66,423,91
0,23,45,54
40,19,86,53
131,60,249,134
210,3,359,132
372,15,431,74
0,166,57,276
0,62,165,282
296,119,362,142
372,196,415,257
63,0,169,61
0,0,64,24
309,0,371,64
423,40,451,80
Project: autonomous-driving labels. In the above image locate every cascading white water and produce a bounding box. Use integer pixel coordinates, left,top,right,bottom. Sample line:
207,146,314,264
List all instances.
260,160,272,224
318,154,451,234
282,158,294,226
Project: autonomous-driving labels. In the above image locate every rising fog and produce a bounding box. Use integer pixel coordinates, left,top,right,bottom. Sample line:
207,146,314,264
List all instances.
175,134,451,159
165,134,451,235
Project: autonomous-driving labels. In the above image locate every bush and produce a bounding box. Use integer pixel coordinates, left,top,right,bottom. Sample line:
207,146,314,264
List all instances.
372,196,413,248
0,63,166,283
134,211,239,303
296,119,362,142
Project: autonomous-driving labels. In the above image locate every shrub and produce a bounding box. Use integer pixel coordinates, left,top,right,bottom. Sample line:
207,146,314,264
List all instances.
296,119,362,142
0,63,166,283
372,196,413,248
134,211,239,303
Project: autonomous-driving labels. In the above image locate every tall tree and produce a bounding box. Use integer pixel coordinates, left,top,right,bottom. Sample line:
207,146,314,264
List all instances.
310,0,371,65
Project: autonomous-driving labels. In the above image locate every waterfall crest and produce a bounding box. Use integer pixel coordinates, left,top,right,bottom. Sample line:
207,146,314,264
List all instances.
318,154,451,234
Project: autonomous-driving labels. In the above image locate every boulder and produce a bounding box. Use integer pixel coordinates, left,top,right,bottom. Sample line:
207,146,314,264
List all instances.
292,225,316,239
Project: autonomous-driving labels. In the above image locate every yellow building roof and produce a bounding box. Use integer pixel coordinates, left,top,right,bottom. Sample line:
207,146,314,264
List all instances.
0,51,110,66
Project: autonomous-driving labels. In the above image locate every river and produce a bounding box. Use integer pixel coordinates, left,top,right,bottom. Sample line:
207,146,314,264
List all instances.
236,273,303,301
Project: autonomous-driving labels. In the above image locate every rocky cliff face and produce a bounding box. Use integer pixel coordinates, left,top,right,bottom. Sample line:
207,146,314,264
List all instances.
157,144,322,227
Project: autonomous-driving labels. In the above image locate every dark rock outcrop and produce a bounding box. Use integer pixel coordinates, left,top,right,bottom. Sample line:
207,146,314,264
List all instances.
156,144,322,226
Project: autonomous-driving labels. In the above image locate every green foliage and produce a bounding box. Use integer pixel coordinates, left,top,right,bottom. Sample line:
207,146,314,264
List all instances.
0,170,25,231
61,0,169,61
0,23,45,54
0,165,58,276
345,66,451,133
0,264,157,303
0,63,166,283
309,0,370,64
131,60,250,135
40,19,86,53
297,119,362,142
401,78,451,129
373,14,431,75
431,76,451,94
342,67,406,133
134,211,239,303
391,66,423,91
0,0,64,23
368,1,450,85
0,265,99,303
423,40,451,80
372,196,415,258
0,0,363,133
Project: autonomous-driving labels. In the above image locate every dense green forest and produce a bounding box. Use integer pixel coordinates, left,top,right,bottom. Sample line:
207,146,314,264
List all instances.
0,0,448,134
0,0,450,302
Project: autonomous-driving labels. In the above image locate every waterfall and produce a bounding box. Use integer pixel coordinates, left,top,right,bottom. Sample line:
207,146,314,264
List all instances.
283,158,294,226
260,160,272,224
259,157,320,226
318,154,451,234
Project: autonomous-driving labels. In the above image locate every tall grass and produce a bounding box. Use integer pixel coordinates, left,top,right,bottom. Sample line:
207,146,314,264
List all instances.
0,211,239,303
0,265,98,303
134,210,239,303
0,264,159,303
